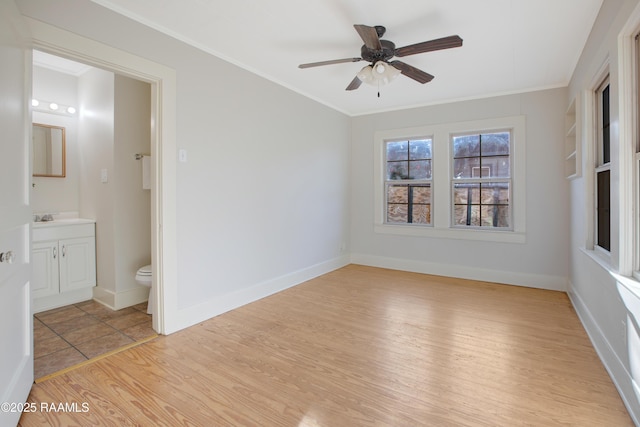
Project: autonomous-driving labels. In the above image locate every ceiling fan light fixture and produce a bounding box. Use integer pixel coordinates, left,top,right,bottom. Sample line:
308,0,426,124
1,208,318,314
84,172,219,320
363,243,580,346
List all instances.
357,61,400,86
356,65,374,84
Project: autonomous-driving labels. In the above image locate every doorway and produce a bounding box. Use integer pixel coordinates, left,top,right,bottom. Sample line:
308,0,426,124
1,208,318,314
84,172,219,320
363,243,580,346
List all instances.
29,18,179,335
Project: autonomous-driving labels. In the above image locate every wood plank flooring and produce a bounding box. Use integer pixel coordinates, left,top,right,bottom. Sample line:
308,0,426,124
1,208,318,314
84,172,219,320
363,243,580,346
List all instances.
19,265,633,426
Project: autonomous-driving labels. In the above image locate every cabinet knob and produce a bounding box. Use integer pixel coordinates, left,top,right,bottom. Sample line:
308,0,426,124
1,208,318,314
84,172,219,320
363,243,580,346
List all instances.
0,251,15,264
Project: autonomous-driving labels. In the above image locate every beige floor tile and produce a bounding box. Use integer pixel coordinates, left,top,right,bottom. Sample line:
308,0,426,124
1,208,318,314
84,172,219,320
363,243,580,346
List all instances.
35,305,86,324
105,311,151,330
33,320,57,342
34,301,153,378
83,305,137,321
47,314,101,335
131,302,149,312
61,322,119,347
34,347,87,379
75,332,135,359
73,299,99,309
34,335,71,359
121,321,156,341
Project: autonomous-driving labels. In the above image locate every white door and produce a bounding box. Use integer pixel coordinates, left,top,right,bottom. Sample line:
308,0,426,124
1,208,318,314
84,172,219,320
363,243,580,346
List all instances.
0,2,34,426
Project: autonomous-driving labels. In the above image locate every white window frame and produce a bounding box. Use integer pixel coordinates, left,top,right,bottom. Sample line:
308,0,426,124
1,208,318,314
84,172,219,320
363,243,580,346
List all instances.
635,32,640,280
374,115,526,244
617,2,640,283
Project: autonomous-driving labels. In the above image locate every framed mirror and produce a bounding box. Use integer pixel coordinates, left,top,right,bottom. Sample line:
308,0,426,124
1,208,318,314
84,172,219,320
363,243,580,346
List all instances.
32,123,66,177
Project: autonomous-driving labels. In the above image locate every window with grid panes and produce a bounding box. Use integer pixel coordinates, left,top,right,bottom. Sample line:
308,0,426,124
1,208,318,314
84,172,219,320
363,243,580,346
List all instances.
384,138,432,225
451,131,511,229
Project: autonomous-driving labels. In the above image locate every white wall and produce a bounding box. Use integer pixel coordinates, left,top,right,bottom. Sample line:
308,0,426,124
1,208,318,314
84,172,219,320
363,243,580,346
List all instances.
567,0,640,422
31,66,80,214
350,88,569,290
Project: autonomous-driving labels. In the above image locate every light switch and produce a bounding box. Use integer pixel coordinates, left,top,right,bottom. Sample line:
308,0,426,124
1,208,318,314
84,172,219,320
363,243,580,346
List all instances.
179,149,188,163
101,168,108,183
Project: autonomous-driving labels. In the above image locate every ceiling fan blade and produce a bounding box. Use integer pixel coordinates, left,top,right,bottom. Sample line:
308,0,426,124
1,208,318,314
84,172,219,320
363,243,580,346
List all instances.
394,35,463,57
389,61,434,84
345,76,362,91
298,57,362,69
354,24,382,50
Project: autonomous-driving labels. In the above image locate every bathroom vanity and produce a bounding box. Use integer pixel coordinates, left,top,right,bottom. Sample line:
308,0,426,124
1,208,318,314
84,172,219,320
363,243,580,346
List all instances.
32,219,96,313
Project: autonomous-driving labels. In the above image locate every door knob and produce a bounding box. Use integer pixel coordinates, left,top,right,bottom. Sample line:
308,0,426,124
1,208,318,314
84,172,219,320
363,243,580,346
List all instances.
0,251,15,264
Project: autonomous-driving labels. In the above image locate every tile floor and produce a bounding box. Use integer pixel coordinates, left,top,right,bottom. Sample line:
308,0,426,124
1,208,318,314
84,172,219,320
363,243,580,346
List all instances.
33,300,156,380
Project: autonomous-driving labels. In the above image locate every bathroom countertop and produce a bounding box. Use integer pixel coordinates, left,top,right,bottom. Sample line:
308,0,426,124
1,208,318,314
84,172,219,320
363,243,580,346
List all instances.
32,218,96,229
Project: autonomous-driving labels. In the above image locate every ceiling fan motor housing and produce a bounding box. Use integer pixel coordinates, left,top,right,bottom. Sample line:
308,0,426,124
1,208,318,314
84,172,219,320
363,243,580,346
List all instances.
361,39,396,64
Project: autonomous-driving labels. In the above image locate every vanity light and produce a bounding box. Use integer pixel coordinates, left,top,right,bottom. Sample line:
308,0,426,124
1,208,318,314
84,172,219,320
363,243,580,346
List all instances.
31,99,77,116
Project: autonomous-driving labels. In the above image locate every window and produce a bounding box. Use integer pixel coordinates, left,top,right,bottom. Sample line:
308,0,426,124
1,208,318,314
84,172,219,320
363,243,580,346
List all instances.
595,76,611,252
451,131,511,229
384,138,432,225
374,116,526,243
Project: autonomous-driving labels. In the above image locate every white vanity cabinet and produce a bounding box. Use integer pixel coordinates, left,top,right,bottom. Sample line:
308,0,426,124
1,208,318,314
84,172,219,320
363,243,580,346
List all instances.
32,220,96,312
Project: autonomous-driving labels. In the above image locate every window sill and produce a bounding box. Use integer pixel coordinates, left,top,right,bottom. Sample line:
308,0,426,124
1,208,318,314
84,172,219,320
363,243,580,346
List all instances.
580,246,613,272
611,271,640,299
374,224,526,243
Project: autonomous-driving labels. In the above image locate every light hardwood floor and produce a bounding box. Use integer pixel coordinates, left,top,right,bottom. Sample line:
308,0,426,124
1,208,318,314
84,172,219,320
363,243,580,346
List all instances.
19,265,633,426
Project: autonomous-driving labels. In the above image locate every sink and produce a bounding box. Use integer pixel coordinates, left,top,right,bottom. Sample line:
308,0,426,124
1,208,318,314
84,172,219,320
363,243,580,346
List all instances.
32,218,95,228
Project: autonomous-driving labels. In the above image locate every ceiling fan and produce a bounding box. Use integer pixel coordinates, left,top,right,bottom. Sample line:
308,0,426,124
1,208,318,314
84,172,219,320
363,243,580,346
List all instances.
298,24,463,92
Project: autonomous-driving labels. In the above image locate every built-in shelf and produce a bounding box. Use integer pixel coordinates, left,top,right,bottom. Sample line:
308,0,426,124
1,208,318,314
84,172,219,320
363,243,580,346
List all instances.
565,96,581,179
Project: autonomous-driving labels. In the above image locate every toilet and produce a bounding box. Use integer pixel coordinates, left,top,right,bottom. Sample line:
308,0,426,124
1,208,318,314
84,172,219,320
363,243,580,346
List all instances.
135,264,154,315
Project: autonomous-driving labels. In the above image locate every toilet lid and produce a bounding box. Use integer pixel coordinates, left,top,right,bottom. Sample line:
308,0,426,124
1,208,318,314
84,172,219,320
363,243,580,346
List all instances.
137,265,152,276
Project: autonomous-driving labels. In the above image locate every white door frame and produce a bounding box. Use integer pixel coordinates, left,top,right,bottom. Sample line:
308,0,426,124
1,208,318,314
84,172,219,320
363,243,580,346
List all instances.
26,18,178,334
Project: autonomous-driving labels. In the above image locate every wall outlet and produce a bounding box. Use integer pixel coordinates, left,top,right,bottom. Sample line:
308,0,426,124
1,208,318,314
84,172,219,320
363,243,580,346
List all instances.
100,168,108,183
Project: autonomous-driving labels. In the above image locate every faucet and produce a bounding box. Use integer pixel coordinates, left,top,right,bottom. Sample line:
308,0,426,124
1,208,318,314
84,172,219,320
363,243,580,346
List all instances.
34,213,54,222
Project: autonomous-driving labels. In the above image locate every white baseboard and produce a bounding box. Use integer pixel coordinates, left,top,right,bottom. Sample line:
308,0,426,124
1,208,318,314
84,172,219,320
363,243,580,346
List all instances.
568,287,640,425
93,285,150,311
350,253,567,291
33,287,94,314
166,255,350,334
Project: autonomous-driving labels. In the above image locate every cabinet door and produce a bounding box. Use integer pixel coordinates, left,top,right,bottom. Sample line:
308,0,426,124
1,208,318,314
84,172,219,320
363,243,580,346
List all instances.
32,241,60,298
59,237,96,292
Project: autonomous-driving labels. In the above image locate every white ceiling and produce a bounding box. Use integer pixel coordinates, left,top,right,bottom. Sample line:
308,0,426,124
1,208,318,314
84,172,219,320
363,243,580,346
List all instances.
46,0,604,116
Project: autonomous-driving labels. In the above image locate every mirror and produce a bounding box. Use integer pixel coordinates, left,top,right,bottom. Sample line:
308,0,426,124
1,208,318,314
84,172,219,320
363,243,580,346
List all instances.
32,123,66,177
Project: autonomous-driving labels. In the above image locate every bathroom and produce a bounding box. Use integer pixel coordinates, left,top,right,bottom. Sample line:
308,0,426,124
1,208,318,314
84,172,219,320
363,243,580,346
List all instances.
31,50,154,317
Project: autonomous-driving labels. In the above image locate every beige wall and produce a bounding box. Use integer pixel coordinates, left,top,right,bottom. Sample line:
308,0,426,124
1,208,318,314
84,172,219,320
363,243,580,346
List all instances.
113,74,151,294
78,67,116,296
